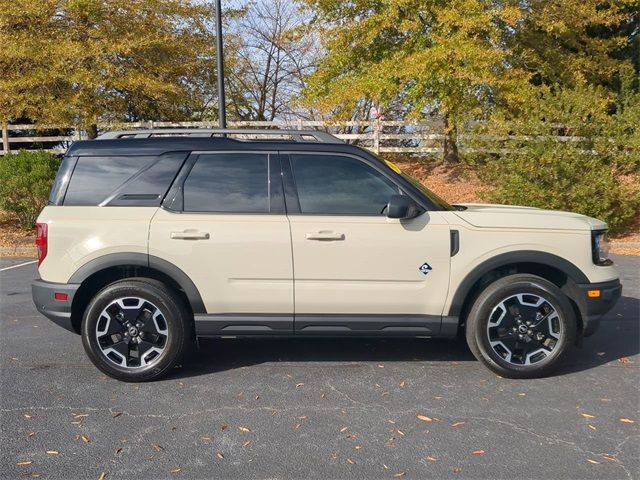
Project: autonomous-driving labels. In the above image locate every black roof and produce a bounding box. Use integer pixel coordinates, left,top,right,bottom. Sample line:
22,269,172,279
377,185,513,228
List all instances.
66,137,368,157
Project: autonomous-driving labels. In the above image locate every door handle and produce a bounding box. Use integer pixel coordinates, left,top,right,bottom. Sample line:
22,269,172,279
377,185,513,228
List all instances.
170,230,210,240
305,231,345,241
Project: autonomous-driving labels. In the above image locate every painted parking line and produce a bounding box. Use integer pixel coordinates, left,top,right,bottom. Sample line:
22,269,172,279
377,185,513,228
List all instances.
0,260,37,272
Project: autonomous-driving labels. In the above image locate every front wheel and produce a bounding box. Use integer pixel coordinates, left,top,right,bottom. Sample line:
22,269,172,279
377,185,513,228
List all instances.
81,278,190,382
465,274,576,378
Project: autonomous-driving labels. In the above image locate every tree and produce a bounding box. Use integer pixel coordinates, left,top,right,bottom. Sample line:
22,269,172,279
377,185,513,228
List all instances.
301,0,531,162
225,0,320,121
0,0,219,137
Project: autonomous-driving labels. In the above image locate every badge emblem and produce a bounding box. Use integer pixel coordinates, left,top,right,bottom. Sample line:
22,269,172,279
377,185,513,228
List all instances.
419,263,432,275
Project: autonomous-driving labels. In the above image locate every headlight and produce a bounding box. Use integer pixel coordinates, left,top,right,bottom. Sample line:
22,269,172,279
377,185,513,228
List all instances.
591,230,612,266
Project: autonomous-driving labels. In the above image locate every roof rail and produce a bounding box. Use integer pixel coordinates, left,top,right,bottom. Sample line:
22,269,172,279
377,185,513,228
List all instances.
96,128,344,144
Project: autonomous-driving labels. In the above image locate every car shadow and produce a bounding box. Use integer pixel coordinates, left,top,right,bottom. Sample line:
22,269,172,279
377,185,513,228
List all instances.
168,295,639,380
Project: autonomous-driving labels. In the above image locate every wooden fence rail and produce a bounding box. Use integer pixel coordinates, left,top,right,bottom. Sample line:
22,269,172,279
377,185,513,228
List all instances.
0,120,584,156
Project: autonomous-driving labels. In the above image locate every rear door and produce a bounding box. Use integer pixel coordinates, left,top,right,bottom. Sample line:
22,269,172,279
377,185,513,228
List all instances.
284,152,451,335
149,151,293,335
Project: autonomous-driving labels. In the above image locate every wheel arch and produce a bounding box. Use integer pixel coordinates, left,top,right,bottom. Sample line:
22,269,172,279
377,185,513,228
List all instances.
68,253,205,334
448,251,589,335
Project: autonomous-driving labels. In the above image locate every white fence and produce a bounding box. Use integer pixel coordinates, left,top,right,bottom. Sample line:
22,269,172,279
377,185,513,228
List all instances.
0,120,584,156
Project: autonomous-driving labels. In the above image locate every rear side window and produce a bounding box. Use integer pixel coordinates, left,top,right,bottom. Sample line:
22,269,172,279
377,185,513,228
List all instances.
62,153,186,206
183,153,269,213
64,156,154,206
291,154,399,215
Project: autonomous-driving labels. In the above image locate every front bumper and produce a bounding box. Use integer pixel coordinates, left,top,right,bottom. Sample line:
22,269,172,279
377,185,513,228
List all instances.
572,279,622,337
31,279,80,334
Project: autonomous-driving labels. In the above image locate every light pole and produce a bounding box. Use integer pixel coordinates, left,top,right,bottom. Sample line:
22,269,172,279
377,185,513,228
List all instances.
215,0,226,129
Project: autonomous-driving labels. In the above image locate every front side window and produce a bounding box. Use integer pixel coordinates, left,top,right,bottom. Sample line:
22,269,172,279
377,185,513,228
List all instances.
183,153,269,213
291,154,399,215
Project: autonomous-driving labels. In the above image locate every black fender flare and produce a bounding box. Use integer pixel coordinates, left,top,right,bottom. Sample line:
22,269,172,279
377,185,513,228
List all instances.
68,252,206,313
447,250,590,317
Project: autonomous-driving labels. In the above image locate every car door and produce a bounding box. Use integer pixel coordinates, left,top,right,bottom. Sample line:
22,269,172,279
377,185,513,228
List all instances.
149,151,293,335
284,152,451,335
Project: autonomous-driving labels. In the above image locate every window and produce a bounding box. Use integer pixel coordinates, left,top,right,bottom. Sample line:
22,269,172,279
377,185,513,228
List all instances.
64,156,154,206
291,154,399,215
183,153,269,213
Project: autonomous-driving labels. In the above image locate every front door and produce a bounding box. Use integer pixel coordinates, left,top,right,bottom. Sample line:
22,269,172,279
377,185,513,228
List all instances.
149,151,293,335
284,152,451,335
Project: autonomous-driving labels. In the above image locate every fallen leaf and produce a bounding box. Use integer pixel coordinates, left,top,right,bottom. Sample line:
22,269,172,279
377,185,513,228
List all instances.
588,425,597,431
396,429,405,436
453,467,463,473
602,455,617,462
98,473,106,480
271,410,277,416
619,418,635,424
112,412,122,418
417,415,433,423
581,413,596,419
73,414,89,419
587,459,600,465
28,432,36,437
200,436,211,441
216,452,224,460
170,468,181,473
383,464,389,469
221,425,228,431
388,420,396,424
238,427,251,433
320,393,326,399
295,383,304,388
596,352,605,356
24,414,32,419
451,422,465,428
393,472,406,477
517,393,526,396
115,448,123,455
399,381,406,388
152,444,164,452
243,440,252,448
294,423,302,430
341,426,350,433
355,445,363,450
255,395,260,400
426,456,437,463
618,357,632,364
377,364,384,368
346,458,355,465
46,450,59,455
472,449,485,456
17,460,33,466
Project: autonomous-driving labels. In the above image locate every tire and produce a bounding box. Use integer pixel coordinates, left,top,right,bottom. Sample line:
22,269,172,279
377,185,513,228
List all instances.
81,278,190,382
465,274,576,379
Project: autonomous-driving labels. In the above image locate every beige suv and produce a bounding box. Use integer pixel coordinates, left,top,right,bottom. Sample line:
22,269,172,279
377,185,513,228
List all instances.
31,129,622,381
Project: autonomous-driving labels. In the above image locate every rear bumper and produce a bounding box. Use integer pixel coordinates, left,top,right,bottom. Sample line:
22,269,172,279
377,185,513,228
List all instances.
572,279,622,337
31,279,80,334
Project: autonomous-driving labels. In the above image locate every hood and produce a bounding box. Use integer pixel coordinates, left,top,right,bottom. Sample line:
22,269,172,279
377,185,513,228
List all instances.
452,203,608,231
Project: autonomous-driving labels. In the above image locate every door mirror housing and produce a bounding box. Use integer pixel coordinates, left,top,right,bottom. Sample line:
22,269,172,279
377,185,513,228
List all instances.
386,195,420,219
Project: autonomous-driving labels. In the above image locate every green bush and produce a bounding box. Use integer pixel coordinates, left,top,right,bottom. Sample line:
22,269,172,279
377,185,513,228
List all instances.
0,150,61,229
470,84,640,234
479,142,640,234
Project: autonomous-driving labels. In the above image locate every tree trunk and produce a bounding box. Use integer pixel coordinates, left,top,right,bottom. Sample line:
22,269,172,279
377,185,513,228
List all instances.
443,117,459,164
86,123,98,139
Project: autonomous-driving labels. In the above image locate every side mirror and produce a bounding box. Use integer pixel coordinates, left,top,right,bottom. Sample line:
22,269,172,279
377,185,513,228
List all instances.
386,195,419,219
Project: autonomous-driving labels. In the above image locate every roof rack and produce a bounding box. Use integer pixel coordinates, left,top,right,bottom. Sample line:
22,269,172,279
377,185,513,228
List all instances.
96,128,343,144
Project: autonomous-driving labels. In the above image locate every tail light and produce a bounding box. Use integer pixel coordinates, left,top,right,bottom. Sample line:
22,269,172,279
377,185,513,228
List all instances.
35,223,48,267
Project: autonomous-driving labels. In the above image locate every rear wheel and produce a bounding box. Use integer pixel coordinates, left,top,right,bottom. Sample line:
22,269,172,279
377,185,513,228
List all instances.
465,274,576,378
81,278,190,382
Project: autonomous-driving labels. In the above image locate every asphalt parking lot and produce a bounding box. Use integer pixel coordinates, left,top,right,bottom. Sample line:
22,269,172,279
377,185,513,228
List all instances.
0,256,638,480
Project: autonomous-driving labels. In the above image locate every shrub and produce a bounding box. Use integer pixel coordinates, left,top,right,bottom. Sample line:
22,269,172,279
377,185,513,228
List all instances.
479,143,640,233
0,150,61,229
471,85,640,234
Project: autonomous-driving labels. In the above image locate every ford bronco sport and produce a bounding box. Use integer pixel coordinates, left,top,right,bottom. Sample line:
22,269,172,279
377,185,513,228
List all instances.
31,129,622,381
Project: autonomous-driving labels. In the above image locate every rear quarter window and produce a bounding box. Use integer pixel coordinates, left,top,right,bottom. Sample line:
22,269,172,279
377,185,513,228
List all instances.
63,153,186,206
